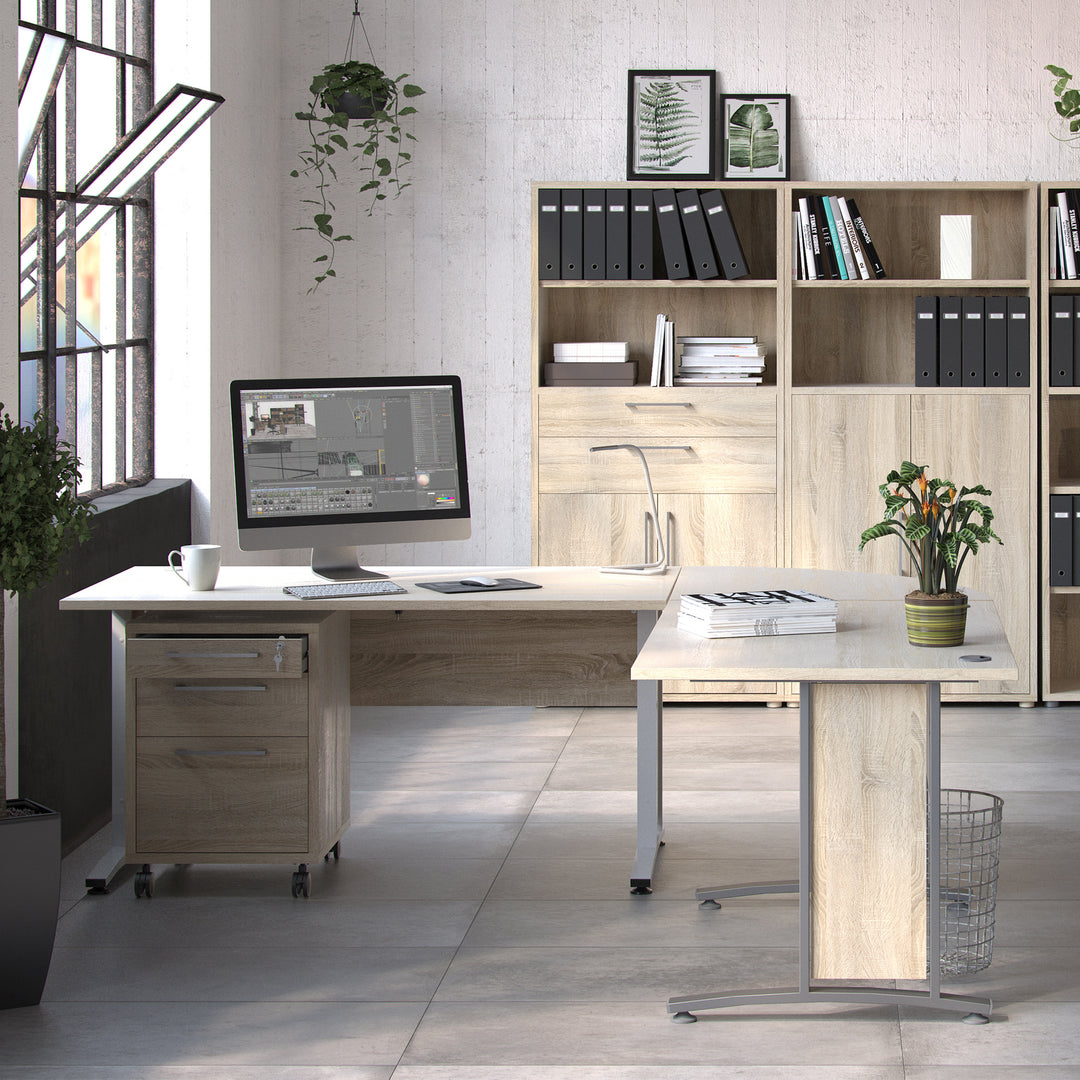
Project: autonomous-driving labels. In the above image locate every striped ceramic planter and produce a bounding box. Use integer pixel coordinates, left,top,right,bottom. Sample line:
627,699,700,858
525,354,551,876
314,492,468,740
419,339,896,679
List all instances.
904,592,968,647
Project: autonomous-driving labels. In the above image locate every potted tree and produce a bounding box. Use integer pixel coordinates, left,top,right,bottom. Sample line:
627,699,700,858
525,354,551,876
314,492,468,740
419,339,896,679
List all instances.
859,461,1002,646
0,407,94,1008
291,59,424,290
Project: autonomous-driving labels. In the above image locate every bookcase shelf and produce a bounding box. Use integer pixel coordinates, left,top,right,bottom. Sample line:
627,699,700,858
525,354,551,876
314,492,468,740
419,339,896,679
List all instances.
531,179,1038,704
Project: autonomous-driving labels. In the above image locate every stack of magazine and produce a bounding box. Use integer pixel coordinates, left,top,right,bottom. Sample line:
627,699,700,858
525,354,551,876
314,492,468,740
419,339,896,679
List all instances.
677,589,838,638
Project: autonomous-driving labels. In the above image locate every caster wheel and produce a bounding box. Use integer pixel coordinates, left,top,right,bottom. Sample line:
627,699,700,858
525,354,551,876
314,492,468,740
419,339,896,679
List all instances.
134,865,154,898
291,864,311,898
324,841,340,862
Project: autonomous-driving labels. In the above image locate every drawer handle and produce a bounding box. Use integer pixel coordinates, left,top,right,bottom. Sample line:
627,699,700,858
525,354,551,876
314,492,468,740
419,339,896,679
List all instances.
165,651,261,660
591,443,692,452
172,685,269,693
624,401,693,408
174,748,269,757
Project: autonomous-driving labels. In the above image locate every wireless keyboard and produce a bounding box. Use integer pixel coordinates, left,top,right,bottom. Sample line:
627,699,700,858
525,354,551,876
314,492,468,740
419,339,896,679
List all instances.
283,580,407,599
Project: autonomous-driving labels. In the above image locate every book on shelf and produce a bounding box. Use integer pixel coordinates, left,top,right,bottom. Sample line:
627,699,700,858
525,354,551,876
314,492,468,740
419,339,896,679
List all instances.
793,194,886,279
650,313,676,386
1052,190,1080,279
677,589,838,638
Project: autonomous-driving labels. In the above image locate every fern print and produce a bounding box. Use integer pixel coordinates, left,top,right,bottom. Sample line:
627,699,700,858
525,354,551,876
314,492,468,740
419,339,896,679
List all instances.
637,80,700,170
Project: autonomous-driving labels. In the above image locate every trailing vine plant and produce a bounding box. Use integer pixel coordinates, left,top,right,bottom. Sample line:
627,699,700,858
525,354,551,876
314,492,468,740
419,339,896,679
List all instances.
291,4,424,291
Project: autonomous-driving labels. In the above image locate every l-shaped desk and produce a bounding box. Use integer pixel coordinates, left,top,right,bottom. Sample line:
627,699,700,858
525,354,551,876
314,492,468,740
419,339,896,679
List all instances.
62,563,1016,1019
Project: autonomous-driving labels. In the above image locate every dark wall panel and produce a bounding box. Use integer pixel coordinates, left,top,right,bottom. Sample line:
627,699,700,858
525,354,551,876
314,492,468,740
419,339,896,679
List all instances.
19,480,191,854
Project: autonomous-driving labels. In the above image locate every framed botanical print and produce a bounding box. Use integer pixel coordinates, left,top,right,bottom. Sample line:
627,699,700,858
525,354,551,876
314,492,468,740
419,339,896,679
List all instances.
627,70,716,181
720,94,791,180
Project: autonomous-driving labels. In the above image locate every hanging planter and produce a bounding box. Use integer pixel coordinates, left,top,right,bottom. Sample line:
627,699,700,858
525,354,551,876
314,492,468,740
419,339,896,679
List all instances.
291,3,424,291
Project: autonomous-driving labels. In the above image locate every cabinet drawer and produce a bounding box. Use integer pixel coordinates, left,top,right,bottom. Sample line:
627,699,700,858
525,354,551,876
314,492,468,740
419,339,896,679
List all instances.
538,437,777,494
135,677,308,738
537,387,776,437
135,737,308,853
127,636,307,679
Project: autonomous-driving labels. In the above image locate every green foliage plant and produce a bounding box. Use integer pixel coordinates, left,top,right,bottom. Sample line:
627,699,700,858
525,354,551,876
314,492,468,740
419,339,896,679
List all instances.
291,60,424,291
0,408,94,814
1047,64,1080,145
858,461,1002,597
637,80,699,170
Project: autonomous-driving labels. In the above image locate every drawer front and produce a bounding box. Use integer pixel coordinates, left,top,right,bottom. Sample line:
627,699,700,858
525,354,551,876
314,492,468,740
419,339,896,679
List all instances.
127,636,307,679
536,387,776,437
538,437,777,494
135,677,308,738
135,737,307,853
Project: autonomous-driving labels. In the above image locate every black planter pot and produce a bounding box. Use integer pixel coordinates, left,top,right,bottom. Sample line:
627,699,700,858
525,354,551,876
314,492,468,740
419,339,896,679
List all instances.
332,90,389,120
0,799,61,1009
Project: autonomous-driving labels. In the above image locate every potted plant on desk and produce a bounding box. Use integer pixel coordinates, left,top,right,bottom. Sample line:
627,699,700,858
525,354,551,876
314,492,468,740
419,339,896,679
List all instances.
859,460,1002,646
0,407,94,1007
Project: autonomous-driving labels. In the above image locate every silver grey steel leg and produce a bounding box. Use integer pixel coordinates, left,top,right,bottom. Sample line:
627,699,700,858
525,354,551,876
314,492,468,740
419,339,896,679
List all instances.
85,610,130,892
669,680,995,1023
631,609,663,893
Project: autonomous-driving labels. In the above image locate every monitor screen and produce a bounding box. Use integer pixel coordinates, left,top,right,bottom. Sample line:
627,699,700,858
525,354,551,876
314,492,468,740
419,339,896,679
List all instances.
230,375,470,579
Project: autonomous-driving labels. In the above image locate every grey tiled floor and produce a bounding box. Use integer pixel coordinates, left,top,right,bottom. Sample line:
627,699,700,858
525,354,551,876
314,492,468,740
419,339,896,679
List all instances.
3,702,1079,1078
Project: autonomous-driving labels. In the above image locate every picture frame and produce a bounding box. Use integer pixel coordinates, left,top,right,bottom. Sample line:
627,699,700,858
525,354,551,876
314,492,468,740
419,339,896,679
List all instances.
627,70,716,181
720,94,791,180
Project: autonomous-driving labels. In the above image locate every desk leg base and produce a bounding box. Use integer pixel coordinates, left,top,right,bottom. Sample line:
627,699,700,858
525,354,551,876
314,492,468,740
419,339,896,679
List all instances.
85,846,127,893
695,880,798,903
668,986,993,1022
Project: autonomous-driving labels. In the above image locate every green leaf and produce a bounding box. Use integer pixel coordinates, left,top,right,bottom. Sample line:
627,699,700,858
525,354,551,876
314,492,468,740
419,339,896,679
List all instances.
727,103,780,171
329,133,349,148
313,254,329,263
402,84,425,98
1047,64,1072,78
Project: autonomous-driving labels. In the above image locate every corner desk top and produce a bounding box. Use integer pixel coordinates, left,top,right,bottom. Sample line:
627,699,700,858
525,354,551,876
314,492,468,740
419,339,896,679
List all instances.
57,564,679,613
632,566,1017,684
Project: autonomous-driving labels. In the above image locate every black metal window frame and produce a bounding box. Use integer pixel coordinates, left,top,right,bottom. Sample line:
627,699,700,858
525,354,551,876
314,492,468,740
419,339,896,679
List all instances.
19,0,155,497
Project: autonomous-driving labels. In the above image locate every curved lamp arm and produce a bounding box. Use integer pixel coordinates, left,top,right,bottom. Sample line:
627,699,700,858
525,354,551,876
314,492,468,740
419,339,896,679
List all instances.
589,443,686,575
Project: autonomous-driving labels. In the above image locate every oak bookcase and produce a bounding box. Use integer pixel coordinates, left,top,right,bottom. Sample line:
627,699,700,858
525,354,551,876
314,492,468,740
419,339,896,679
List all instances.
532,180,1039,704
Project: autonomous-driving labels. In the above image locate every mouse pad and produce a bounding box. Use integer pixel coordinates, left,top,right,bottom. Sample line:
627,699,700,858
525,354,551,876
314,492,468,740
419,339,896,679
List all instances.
415,578,542,593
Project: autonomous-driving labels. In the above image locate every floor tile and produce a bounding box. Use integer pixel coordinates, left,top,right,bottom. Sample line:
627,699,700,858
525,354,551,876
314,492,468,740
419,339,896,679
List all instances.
350,761,554,791
526,789,799,823
391,1069,904,1080
354,734,567,764
488,856,798,901
55,897,481,948
352,704,581,738
43,945,455,1002
433,945,799,1002
350,789,538,824
899,1000,1080,1065
400,1001,903,1068
460,898,798,949
0,1002,425,1066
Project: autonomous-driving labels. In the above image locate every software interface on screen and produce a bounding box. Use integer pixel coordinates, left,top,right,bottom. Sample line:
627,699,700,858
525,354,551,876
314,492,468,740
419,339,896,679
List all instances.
237,382,464,522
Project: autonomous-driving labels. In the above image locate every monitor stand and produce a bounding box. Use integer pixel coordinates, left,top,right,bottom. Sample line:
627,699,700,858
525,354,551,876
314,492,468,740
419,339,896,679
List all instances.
310,546,388,581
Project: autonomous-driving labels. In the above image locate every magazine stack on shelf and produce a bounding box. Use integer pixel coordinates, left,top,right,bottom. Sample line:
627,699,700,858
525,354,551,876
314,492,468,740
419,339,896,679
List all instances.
675,336,766,385
793,194,886,280
677,589,838,638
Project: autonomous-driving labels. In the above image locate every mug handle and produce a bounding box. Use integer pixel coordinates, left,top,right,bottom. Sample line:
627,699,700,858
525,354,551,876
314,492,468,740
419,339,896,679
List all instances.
168,549,188,585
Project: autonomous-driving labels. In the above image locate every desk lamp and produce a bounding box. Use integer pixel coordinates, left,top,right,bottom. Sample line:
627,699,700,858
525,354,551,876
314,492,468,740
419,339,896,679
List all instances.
589,443,685,574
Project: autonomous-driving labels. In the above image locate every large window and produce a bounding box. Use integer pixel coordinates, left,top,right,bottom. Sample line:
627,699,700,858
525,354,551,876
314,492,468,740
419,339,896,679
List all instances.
18,0,219,496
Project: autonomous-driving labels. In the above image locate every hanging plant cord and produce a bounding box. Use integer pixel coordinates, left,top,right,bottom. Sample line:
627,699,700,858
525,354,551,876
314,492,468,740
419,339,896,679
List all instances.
343,0,376,66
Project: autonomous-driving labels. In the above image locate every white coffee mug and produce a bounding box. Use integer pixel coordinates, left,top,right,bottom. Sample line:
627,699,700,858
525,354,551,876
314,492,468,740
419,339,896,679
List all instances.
168,544,221,591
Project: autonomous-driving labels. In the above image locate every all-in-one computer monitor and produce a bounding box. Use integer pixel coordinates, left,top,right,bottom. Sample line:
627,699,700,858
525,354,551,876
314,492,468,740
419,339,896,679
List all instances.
230,375,470,579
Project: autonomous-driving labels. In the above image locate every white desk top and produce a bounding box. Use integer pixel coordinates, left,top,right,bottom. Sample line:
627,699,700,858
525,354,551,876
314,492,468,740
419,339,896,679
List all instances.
58,564,678,613
631,566,1017,684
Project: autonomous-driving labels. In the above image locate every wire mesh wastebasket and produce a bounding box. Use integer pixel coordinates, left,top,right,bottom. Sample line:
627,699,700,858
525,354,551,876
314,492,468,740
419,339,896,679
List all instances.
936,788,1004,977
